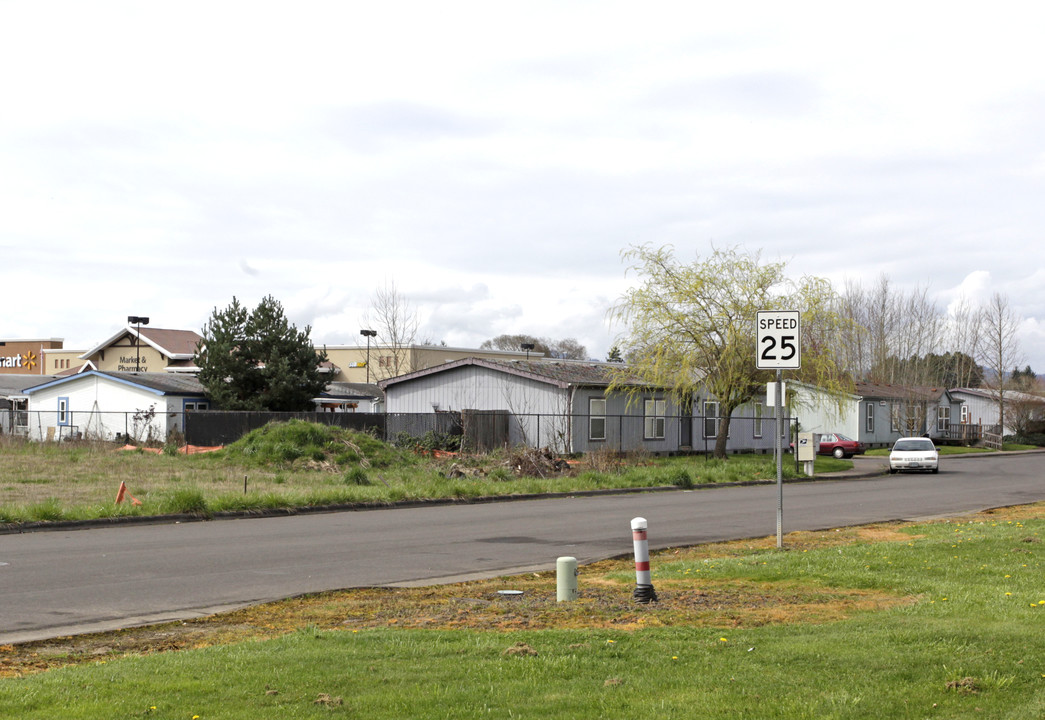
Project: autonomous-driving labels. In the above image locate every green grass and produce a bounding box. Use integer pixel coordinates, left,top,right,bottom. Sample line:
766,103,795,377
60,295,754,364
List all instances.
0,427,848,526
5,508,1045,718
867,445,997,456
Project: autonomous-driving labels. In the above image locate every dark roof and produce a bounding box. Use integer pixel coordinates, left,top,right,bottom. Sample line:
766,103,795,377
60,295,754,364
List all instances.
0,374,62,397
25,371,205,396
379,357,641,390
853,381,951,402
320,382,384,399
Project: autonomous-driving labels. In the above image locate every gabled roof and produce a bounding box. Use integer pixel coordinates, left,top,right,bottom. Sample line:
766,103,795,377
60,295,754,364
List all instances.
79,326,202,361
378,357,641,390
24,371,205,397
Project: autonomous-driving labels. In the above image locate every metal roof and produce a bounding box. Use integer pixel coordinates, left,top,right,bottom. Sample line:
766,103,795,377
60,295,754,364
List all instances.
378,357,643,390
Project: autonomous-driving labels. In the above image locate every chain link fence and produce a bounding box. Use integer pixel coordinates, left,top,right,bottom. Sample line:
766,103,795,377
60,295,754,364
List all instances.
8,409,795,456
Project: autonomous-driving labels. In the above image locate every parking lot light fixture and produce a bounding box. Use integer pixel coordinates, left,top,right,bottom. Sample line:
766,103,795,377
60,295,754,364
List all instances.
127,316,150,372
360,329,377,383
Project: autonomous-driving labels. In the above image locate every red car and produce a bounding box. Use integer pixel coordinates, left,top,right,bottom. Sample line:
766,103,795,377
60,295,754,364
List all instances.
816,433,865,459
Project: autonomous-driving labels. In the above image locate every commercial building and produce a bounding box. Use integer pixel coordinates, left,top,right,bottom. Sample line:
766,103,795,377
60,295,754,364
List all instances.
0,339,64,375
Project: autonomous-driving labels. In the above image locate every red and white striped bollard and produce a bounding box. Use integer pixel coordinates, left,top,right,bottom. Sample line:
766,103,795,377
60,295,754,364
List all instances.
631,516,658,603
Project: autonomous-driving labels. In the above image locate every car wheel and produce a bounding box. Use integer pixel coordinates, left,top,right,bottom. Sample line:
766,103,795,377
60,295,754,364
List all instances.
833,447,845,459
932,467,939,474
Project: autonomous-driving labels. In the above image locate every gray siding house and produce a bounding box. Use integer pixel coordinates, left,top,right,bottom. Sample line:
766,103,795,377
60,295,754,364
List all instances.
794,381,964,448
379,357,781,454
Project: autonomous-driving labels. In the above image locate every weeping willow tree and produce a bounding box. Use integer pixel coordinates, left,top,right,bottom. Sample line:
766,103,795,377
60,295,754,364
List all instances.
609,244,853,459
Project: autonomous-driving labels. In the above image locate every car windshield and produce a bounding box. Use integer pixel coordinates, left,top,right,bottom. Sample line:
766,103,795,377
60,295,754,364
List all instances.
893,439,935,452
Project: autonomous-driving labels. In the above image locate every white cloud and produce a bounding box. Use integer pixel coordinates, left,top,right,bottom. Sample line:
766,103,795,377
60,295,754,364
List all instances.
3,1,1045,371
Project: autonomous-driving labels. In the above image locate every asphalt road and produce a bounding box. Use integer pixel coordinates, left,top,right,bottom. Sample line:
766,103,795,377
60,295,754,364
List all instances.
1,452,1043,644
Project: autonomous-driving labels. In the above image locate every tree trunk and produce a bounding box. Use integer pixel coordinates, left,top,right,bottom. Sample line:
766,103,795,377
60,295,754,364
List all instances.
714,412,734,459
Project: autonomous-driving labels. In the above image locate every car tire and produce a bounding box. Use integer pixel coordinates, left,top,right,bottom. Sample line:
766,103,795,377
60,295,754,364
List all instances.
888,467,897,474
833,447,845,459
932,467,939,474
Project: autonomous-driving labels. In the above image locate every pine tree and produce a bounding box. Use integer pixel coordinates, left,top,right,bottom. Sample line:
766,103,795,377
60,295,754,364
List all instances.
195,295,329,411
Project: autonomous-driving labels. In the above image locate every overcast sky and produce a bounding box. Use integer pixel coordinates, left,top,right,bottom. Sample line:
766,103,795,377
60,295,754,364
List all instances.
3,2,1045,372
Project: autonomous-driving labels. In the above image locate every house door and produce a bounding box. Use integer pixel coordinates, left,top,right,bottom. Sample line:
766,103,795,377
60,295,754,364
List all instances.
679,395,693,449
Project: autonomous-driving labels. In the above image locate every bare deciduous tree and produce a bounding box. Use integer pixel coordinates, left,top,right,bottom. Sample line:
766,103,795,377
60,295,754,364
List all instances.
361,280,420,380
978,292,1023,436
945,296,985,388
837,275,949,386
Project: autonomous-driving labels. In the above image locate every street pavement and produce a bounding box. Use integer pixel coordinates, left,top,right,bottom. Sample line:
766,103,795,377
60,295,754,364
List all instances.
1,450,1042,645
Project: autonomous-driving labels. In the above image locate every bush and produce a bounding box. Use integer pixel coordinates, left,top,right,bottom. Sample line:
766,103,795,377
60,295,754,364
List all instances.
1009,433,1045,447
392,430,461,454
343,467,371,486
668,467,694,489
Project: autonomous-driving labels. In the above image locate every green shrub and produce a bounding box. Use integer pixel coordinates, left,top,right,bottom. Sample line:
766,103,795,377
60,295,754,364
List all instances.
343,467,371,486
392,430,461,453
668,467,694,489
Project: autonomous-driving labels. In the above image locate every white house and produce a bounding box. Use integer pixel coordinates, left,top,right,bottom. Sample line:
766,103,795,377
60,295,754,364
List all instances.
1,375,59,435
24,371,209,442
793,381,964,447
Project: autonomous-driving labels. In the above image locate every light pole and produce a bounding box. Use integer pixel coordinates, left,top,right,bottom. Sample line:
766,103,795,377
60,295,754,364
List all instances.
521,342,535,360
127,316,150,372
360,329,377,383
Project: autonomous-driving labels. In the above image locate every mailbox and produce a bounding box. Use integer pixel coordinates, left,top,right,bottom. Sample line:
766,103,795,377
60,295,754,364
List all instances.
796,432,817,462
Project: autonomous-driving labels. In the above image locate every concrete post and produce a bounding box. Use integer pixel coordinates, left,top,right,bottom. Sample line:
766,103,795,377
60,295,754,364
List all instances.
556,556,578,602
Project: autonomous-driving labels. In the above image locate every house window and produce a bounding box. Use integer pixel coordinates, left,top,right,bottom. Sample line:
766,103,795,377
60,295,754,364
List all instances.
184,401,210,412
960,404,969,423
865,402,874,433
890,403,900,432
58,397,70,426
644,399,666,440
753,402,764,438
703,401,720,438
938,406,950,433
589,398,607,441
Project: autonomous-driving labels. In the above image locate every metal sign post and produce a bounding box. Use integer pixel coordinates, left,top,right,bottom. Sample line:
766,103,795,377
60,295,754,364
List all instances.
756,310,801,549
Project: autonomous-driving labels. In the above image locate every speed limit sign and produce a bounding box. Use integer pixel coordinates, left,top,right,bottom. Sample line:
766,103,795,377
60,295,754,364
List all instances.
756,310,801,370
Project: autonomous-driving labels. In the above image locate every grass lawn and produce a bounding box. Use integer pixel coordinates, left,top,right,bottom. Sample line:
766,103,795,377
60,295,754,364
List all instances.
0,423,852,526
866,443,1037,457
4,504,1045,718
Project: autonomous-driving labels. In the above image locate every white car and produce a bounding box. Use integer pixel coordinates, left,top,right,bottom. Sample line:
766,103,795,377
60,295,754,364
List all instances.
888,437,939,474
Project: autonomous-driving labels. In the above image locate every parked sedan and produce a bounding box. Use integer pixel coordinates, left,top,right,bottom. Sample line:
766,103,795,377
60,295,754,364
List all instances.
888,437,939,474
817,433,865,459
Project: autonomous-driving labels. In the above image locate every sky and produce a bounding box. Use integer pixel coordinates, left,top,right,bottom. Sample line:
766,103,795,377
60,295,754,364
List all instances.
3,2,1045,372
